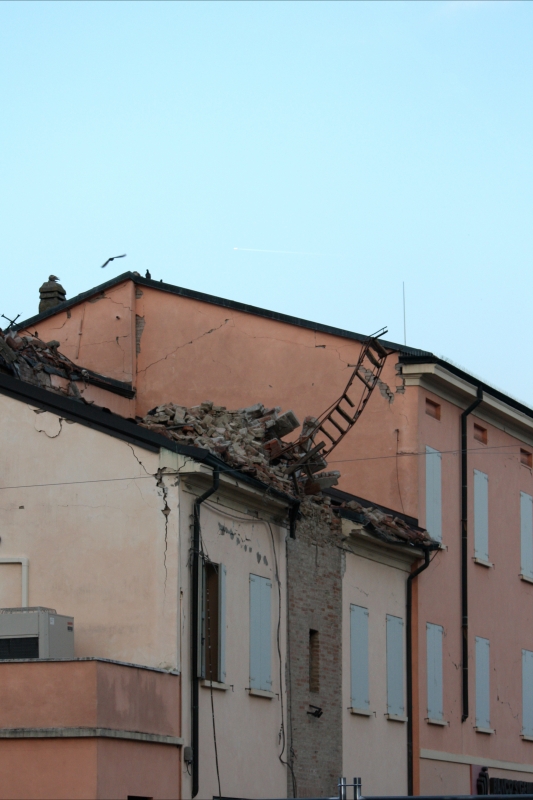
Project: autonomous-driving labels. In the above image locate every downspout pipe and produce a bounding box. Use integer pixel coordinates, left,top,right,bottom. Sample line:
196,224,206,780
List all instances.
461,387,483,723
191,468,220,799
407,545,438,796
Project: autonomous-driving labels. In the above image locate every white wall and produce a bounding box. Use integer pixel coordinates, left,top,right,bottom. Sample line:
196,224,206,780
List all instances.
178,489,288,800
0,393,179,670
342,534,410,796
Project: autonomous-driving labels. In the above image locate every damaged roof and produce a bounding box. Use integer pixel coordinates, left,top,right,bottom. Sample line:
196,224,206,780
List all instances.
0,329,134,398
13,270,533,420
13,270,430,358
337,499,435,549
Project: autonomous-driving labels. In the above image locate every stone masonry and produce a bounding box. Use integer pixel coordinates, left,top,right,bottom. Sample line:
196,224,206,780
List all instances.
287,505,343,799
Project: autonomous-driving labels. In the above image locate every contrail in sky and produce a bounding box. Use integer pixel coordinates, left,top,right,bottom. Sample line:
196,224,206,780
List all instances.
234,247,335,256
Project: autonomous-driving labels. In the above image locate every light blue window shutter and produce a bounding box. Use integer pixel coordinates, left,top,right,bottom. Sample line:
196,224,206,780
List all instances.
386,615,404,717
218,565,227,683
350,604,369,711
521,494,533,579
475,636,490,729
474,470,489,561
426,623,443,721
249,574,271,691
522,650,533,737
261,577,272,690
425,447,442,542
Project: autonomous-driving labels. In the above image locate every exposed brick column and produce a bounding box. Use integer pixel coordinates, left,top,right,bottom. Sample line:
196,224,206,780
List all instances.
286,505,343,798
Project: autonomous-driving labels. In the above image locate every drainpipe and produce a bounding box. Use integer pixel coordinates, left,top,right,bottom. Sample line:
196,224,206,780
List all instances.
461,387,483,722
191,468,220,798
406,546,437,796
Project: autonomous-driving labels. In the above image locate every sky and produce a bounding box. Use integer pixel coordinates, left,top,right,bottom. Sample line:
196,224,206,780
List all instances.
1,1,532,404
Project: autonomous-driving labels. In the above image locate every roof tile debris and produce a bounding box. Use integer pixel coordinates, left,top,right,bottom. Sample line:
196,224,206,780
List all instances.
339,500,433,547
0,329,432,550
0,329,88,398
138,400,338,501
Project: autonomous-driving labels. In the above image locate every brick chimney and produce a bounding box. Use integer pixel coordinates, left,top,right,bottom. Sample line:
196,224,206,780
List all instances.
39,275,66,313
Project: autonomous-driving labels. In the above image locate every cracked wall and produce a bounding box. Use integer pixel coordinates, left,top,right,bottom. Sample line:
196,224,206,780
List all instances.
19,280,136,386
0,392,178,672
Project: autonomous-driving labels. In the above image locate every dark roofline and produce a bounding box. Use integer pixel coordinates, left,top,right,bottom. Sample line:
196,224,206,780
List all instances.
14,271,429,358
399,353,533,422
15,271,531,422
0,371,296,510
325,486,421,529
0,370,431,548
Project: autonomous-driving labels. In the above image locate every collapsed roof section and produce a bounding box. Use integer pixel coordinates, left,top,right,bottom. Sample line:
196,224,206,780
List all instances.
0,326,434,551
0,329,134,400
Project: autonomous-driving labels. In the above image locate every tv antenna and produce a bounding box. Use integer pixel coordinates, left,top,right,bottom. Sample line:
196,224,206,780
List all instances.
1,313,20,329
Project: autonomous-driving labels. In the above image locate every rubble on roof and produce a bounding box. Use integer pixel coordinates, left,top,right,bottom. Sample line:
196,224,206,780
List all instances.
0,329,431,547
338,499,433,547
138,400,339,502
0,328,88,398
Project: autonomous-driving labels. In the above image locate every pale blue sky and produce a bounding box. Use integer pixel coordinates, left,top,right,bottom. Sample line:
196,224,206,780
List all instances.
1,1,531,403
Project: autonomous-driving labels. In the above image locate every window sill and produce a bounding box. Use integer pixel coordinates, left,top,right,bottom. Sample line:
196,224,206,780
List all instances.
350,707,372,717
201,680,229,691
521,733,533,741
386,714,407,723
520,574,533,585
473,557,494,568
426,718,448,726
475,726,495,735
247,688,275,699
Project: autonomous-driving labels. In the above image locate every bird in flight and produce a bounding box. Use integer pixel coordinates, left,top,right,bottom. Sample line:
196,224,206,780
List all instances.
100,254,127,268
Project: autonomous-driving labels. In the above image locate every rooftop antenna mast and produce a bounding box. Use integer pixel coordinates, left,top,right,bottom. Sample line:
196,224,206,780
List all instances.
403,281,407,346
1,313,20,330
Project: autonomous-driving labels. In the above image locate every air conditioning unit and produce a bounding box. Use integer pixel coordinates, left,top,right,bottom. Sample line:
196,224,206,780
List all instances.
0,607,74,660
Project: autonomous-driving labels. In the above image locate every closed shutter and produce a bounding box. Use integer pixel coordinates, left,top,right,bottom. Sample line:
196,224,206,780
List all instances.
522,650,533,737
350,604,369,711
521,494,533,579
475,636,490,729
249,574,272,691
219,565,227,683
386,614,404,717
426,623,443,720
426,446,442,542
474,470,489,562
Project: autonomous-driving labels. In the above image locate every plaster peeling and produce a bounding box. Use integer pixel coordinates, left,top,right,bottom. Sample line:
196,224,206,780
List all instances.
34,412,63,438
358,366,394,403
136,319,231,376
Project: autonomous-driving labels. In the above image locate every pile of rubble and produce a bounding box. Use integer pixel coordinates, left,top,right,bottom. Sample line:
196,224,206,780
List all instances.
340,499,433,547
138,400,340,500
0,328,88,397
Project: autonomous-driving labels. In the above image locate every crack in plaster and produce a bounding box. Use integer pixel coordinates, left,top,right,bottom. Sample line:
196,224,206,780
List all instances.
127,444,171,591
136,319,231,376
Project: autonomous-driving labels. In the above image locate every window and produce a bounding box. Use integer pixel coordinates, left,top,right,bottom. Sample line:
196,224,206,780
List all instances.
386,614,404,718
474,470,489,562
475,637,491,730
425,399,441,420
521,493,533,580
201,562,226,683
426,623,444,722
522,650,533,737
474,424,487,445
426,446,442,542
350,604,369,712
249,574,272,692
521,449,533,469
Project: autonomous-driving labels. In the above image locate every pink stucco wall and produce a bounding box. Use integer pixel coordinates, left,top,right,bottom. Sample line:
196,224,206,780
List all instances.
0,660,181,800
21,277,533,789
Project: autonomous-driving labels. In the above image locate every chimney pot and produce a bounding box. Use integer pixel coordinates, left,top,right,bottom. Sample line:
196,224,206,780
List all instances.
39,277,66,313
